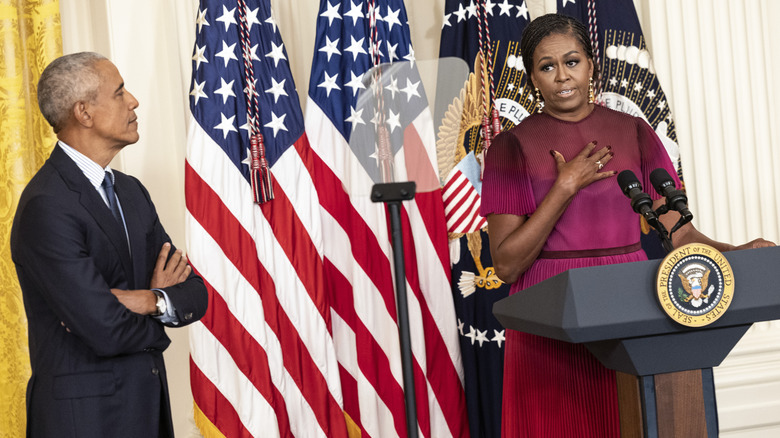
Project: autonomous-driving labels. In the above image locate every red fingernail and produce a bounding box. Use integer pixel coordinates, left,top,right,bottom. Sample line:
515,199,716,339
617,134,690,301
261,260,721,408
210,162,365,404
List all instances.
549,150,556,157
607,145,612,150
592,140,598,145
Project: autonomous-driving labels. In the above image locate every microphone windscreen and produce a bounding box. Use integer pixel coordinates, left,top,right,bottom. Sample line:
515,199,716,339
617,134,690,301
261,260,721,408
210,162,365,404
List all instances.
617,170,640,195
649,168,674,193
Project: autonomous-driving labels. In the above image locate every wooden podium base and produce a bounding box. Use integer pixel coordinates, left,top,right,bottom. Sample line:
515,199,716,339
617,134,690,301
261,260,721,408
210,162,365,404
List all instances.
617,369,718,438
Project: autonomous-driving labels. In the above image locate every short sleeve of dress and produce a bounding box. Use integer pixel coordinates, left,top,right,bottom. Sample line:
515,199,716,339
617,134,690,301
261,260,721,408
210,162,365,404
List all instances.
636,118,681,199
480,130,536,217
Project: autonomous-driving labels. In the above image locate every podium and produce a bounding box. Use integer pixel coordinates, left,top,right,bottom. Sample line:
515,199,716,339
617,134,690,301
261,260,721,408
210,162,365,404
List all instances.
493,246,780,437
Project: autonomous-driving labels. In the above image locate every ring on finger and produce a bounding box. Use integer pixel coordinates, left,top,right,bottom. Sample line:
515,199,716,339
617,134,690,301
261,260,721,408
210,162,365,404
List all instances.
596,160,604,170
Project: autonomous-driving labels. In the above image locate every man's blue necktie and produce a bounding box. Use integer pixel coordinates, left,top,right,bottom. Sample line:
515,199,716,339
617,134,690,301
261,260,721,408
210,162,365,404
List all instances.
102,171,124,226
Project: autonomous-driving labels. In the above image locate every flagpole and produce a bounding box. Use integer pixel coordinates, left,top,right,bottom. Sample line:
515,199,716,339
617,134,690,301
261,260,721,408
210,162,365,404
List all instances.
371,181,418,438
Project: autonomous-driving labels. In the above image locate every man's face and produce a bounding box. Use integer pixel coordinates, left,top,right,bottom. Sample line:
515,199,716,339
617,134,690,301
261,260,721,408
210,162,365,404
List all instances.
87,60,140,148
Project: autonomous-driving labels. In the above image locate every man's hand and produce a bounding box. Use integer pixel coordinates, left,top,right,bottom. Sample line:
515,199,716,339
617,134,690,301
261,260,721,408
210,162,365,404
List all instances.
111,288,157,315
150,242,192,289
110,243,191,316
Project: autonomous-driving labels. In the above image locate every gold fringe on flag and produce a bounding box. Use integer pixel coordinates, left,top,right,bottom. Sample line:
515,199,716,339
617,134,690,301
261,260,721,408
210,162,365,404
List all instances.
344,411,362,438
0,0,62,435
193,402,228,438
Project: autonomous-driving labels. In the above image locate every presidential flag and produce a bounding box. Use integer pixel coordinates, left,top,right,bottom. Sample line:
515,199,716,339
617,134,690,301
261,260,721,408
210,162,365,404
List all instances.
185,1,348,436
559,0,685,259
304,0,469,436
437,1,533,436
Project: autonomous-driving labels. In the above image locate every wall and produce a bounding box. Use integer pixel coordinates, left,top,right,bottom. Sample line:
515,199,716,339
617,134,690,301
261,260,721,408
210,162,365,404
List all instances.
640,1,780,435
57,0,780,435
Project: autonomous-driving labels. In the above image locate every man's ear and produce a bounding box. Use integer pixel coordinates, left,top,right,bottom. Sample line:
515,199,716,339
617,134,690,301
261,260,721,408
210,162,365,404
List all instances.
73,101,93,128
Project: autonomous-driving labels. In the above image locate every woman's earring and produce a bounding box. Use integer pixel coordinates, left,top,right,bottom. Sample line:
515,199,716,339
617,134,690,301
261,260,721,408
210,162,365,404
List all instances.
535,87,544,113
588,77,595,104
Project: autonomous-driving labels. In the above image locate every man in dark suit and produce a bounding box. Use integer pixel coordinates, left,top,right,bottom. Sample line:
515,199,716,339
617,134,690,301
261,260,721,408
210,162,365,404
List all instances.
11,52,208,438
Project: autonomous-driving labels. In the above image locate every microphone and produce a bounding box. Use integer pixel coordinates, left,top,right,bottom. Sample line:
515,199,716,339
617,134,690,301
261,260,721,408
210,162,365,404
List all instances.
617,170,659,225
649,168,693,223
618,169,674,253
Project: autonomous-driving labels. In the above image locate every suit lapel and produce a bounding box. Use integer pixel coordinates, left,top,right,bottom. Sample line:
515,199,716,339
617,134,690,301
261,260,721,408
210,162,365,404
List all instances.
113,174,149,290
49,146,135,285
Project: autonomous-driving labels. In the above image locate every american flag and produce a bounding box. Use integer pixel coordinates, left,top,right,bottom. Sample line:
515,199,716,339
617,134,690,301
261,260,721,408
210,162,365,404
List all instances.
443,152,487,234
186,0,348,436
304,0,468,437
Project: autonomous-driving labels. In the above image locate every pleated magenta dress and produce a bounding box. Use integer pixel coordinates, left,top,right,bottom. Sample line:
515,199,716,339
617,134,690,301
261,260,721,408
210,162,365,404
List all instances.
481,105,679,437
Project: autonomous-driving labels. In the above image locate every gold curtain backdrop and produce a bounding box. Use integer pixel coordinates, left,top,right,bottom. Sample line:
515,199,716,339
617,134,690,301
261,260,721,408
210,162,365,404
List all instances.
0,0,61,436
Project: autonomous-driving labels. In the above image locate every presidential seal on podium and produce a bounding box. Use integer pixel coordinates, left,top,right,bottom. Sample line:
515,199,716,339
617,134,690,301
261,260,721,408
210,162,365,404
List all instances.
656,243,735,327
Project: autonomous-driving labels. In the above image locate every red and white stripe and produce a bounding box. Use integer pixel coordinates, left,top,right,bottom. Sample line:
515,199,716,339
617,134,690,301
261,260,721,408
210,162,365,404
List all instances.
443,168,487,234
186,116,349,437
304,100,468,437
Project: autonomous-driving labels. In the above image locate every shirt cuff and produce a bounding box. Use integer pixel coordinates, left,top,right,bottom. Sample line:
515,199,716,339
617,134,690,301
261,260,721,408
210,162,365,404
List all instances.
151,288,179,325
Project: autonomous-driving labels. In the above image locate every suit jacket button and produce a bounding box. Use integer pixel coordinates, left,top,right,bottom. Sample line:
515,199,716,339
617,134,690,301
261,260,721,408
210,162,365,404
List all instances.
184,312,193,320
151,367,159,375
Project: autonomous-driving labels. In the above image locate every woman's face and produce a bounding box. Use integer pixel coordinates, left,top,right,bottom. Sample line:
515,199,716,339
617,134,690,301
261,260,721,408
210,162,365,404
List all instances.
529,32,594,121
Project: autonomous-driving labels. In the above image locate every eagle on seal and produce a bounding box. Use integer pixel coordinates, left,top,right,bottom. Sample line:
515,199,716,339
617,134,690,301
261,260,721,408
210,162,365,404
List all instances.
678,263,713,308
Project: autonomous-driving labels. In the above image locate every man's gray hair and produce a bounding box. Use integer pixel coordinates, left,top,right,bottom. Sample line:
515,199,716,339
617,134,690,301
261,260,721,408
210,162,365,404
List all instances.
37,52,107,133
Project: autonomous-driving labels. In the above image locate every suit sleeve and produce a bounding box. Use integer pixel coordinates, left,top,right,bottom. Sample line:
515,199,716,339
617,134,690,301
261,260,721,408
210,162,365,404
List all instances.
134,178,208,327
13,194,170,357
153,241,209,328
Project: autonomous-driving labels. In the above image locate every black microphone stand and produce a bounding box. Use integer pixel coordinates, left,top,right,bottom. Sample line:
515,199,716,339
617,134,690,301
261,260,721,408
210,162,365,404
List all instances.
645,213,674,254
652,202,693,254
371,181,419,438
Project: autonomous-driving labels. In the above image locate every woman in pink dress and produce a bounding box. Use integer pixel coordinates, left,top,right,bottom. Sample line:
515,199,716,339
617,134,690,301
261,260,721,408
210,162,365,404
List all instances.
480,13,774,437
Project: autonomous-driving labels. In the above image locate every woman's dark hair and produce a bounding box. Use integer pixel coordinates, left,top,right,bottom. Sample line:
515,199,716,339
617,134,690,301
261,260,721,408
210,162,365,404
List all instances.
520,14,599,91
